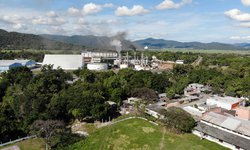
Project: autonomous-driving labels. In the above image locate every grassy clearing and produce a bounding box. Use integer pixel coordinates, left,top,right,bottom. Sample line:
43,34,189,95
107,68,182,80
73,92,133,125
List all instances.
65,118,228,150
74,123,98,134
0,138,44,150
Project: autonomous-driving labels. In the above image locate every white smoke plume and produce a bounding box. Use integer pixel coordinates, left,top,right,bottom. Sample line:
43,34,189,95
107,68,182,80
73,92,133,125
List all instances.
110,39,122,52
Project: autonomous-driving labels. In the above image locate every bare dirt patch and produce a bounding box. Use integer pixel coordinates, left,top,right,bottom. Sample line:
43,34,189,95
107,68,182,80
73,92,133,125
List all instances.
142,127,155,133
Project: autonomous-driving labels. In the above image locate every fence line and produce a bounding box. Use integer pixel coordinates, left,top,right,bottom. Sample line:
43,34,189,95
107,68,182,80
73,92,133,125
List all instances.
98,116,159,128
1,117,157,147
0,135,36,147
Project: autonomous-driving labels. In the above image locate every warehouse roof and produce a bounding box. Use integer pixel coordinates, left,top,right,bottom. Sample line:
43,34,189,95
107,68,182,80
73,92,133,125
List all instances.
196,122,250,149
202,112,250,137
42,55,83,70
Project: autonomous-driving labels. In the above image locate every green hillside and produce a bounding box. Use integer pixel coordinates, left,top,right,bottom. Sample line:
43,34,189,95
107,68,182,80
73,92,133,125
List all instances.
0,29,85,50
64,118,228,150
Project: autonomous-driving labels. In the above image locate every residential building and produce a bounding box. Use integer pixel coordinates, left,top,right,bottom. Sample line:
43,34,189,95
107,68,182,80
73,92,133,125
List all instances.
127,97,142,104
206,95,244,110
235,107,250,121
184,83,210,97
145,103,165,119
42,55,83,70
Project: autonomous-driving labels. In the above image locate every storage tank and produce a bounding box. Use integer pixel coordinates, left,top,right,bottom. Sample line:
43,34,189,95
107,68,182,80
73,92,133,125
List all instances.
87,63,108,71
134,65,144,71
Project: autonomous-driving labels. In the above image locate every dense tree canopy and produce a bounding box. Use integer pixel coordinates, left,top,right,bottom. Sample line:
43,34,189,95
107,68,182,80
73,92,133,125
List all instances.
160,107,196,133
1,51,250,145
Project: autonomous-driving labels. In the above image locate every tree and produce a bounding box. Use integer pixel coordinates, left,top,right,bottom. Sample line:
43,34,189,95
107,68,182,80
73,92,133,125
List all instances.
131,87,158,103
166,88,175,99
79,69,96,83
30,120,65,150
160,107,195,133
0,78,8,102
2,66,32,87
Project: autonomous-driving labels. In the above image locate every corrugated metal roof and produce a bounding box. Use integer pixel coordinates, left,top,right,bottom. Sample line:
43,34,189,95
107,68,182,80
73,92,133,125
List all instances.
42,55,83,70
202,112,250,137
196,122,250,149
221,118,241,130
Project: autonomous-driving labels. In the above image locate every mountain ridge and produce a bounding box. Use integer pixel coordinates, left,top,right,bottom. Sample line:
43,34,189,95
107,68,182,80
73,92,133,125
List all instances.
133,38,247,50
0,29,86,50
0,29,249,51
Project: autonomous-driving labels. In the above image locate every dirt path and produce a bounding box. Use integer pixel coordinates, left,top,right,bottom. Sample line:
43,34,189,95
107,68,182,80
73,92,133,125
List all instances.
192,56,203,67
1,145,20,150
159,128,166,150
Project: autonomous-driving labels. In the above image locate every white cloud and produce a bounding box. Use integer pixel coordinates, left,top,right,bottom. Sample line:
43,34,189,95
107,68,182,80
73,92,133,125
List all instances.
103,3,114,8
77,18,88,25
46,11,57,17
156,0,192,10
68,7,80,16
0,15,22,24
115,5,149,16
68,3,114,16
242,0,250,6
240,22,250,27
13,23,26,30
230,35,250,40
82,3,102,15
225,9,250,22
32,16,67,26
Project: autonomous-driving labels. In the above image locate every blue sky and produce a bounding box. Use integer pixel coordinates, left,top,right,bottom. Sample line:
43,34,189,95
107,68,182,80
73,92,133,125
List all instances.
1,0,250,43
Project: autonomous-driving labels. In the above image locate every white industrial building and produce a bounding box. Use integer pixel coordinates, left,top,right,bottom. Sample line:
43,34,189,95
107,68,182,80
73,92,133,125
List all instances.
206,95,244,110
42,55,83,70
81,51,118,58
175,60,184,64
81,51,118,63
87,63,108,71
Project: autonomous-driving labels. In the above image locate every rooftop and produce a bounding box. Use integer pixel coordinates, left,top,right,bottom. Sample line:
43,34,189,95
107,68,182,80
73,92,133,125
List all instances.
189,83,204,87
207,95,243,104
146,103,166,113
42,55,83,70
0,59,32,66
202,111,250,137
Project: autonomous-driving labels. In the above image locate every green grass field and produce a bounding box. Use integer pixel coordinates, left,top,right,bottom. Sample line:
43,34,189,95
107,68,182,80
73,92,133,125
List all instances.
66,118,228,150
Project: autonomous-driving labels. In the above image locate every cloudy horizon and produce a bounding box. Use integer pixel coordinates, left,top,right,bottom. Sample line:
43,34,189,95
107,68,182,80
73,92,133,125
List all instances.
1,0,250,43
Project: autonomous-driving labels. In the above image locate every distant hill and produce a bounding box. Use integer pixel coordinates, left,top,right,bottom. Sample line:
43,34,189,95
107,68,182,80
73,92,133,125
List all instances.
1,28,248,51
40,34,137,50
234,43,250,49
134,38,246,50
0,29,85,50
